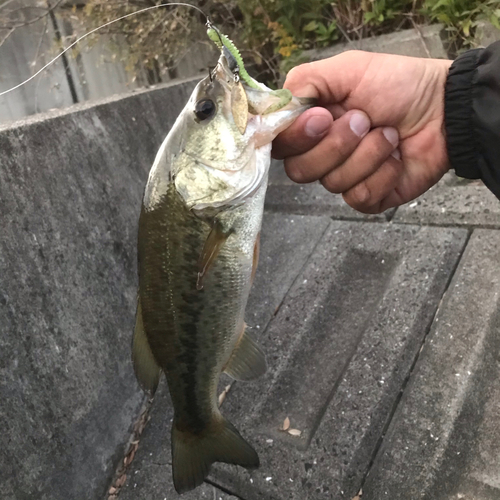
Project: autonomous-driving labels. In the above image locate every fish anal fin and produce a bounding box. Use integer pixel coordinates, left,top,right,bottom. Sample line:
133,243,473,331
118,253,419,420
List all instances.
132,299,161,395
172,416,259,494
224,326,267,381
197,222,231,290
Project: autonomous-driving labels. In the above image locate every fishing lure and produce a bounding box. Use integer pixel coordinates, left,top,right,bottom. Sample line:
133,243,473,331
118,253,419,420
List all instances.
206,23,293,115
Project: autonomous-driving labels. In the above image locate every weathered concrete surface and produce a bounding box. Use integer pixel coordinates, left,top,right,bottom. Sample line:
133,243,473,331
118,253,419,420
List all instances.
267,159,394,221
209,222,466,500
363,229,500,499
305,24,447,61
120,218,467,500
119,213,331,499
3,34,500,500
0,78,198,500
393,171,500,227
475,21,500,47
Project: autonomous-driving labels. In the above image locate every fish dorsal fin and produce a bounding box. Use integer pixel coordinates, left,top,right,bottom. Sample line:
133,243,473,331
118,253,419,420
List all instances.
132,299,161,395
224,326,267,381
197,221,232,290
231,80,249,135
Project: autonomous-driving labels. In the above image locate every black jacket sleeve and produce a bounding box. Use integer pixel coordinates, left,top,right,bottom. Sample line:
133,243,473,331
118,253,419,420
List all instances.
445,40,500,198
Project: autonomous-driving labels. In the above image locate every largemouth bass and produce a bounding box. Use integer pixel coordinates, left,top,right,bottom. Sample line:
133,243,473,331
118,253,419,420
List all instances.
132,44,313,494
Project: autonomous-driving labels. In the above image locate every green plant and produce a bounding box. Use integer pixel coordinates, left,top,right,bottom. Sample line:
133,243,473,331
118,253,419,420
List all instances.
423,0,500,50
34,0,500,88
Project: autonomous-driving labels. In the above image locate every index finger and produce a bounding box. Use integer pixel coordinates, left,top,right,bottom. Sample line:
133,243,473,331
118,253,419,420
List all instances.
272,107,333,159
283,52,372,105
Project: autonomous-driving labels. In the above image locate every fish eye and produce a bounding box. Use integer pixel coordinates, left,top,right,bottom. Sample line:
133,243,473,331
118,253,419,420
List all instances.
194,99,216,122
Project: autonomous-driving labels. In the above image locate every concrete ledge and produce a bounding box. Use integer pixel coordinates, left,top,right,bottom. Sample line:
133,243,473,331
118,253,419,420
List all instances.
475,21,500,47
393,171,500,227
305,24,447,60
0,78,198,500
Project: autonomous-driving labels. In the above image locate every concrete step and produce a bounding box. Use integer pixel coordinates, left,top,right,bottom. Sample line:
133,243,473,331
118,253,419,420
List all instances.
267,160,394,221
363,229,500,500
118,213,331,499
119,215,467,499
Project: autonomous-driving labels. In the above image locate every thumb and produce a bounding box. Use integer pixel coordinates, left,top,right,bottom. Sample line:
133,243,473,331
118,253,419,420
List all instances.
283,51,373,105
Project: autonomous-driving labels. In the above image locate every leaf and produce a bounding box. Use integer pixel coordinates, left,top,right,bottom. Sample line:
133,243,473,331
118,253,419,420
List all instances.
218,384,232,407
281,417,290,431
115,474,127,488
315,22,327,35
364,12,376,22
303,21,318,31
288,428,302,436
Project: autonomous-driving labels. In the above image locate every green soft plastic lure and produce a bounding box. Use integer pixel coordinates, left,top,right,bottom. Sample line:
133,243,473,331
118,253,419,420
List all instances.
207,24,293,114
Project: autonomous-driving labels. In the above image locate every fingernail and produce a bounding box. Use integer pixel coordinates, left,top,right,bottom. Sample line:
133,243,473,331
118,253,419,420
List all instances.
391,148,401,160
350,112,370,137
383,127,399,147
304,115,331,137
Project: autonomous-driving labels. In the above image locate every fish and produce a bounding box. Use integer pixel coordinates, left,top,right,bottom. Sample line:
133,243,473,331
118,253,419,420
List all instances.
131,44,314,494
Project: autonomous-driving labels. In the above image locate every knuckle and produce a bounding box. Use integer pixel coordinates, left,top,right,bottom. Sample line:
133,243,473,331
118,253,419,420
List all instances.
286,63,311,83
324,132,355,164
338,50,365,64
284,160,306,183
344,183,371,210
320,170,343,194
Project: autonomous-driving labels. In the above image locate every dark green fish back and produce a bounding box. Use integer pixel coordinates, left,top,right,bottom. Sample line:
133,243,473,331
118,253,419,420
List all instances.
138,182,254,432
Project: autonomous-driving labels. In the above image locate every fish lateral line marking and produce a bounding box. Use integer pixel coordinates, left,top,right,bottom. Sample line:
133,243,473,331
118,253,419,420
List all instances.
0,2,209,97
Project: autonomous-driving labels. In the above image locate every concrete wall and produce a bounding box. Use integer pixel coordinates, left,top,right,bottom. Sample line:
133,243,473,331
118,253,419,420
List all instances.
0,76,199,500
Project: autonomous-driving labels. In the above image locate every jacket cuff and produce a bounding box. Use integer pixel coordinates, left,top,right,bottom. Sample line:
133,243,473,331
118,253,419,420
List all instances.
444,48,483,179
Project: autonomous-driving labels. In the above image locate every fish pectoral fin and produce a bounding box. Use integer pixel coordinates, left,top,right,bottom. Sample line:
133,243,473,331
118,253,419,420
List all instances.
197,221,232,290
224,327,267,381
172,416,259,494
132,299,161,395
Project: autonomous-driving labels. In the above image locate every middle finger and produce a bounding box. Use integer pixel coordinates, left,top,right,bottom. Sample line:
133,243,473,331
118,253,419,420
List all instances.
284,110,371,184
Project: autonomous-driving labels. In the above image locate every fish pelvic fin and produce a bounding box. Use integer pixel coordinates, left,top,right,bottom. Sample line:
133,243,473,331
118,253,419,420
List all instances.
171,416,259,494
224,326,267,381
132,299,161,395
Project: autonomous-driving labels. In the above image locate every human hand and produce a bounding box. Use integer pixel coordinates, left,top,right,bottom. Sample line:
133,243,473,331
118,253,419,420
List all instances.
272,51,453,213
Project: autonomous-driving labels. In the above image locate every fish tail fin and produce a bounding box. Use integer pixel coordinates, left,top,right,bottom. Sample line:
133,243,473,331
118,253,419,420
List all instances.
171,415,259,493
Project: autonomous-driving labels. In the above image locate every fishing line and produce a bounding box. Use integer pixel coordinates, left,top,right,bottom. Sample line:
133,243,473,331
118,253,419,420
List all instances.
0,2,209,97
